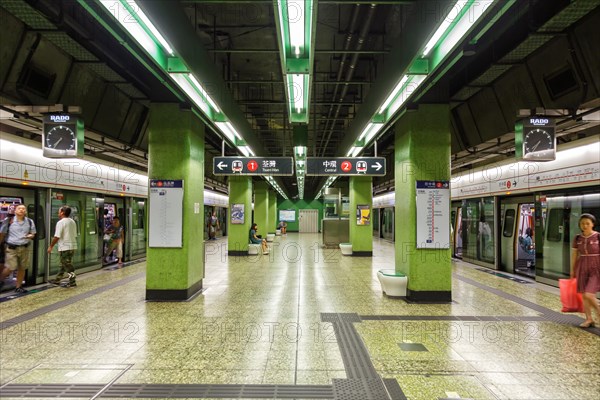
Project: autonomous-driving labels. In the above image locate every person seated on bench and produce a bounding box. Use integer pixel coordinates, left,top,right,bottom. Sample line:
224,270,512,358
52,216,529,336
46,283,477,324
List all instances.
250,223,269,255
277,220,287,235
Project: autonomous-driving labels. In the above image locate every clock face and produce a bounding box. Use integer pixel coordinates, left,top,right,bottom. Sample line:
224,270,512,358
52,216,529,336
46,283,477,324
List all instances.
524,128,553,155
45,126,76,150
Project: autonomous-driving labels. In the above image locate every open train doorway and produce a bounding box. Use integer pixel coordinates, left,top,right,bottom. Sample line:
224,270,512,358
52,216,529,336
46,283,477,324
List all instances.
515,203,536,277
500,197,536,278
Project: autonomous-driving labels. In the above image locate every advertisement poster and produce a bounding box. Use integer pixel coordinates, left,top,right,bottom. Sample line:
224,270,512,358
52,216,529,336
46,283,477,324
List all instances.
231,203,245,225
416,180,450,249
356,204,371,225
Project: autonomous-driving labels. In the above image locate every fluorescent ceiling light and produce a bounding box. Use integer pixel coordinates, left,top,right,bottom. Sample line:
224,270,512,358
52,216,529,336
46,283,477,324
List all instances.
238,146,254,157
358,122,383,141
351,147,362,157
387,75,427,117
365,124,383,143
170,73,211,115
422,0,469,56
169,73,221,116
294,145,307,158
291,74,305,112
346,147,356,157
131,2,174,55
379,75,409,114
288,1,305,56
214,121,237,142
438,1,493,56
187,74,221,113
99,0,173,56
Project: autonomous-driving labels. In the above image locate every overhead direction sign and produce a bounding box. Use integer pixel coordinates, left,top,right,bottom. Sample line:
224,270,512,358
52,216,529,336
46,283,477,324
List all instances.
213,157,294,176
306,157,386,176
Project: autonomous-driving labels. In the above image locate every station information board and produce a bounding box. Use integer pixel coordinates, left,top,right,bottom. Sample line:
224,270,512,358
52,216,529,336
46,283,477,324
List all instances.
148,180,183,248
306,157,386,176
415,180,450,249
213,157,294,176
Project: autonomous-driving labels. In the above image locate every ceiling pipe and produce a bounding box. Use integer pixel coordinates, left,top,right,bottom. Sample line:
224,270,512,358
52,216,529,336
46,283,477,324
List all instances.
317,4,361,152
320,3,377,156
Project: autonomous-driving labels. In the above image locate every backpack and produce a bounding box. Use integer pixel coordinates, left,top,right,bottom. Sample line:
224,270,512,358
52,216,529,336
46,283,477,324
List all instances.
2,216,33,240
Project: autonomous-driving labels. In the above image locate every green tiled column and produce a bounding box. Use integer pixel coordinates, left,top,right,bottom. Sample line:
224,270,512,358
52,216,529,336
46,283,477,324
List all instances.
349,176,373,256
146,104,204,301
268,189,277,233
394,104,452,302
228,176,252,256
254,182,269,240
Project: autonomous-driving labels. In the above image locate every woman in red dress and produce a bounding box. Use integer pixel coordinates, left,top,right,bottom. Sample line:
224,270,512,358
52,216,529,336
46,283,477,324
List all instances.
571,213,600,328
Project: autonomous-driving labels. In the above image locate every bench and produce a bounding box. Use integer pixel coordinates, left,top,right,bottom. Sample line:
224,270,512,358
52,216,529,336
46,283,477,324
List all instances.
248,243,261,255
377,269,407,297
339,243,352,256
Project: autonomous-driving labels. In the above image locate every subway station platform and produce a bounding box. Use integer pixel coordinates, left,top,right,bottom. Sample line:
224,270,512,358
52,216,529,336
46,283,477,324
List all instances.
1,234,599,400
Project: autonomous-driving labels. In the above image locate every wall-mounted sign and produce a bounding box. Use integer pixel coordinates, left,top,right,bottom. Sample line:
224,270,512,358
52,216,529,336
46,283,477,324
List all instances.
306,157,386,176
356,204,371,226
279,209,296,222
42,114,84,158
148,180,183,248
416,181,450,249
213,157,293,175
515,117,556,161
231,203,245,224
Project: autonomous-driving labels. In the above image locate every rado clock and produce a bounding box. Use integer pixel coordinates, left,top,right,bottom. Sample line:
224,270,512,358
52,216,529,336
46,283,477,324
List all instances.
42,114,84,158
515,117,556,161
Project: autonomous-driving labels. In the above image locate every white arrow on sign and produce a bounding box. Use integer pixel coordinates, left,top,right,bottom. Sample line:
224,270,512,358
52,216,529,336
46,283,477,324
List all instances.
373,162,382,171
217,161,228,170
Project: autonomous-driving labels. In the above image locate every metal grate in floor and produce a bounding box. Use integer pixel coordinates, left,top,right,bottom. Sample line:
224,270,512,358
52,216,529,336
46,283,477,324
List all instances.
0,383,335,399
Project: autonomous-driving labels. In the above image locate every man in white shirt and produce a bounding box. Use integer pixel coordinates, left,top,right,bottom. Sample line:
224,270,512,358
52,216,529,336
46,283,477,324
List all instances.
47,206,78,287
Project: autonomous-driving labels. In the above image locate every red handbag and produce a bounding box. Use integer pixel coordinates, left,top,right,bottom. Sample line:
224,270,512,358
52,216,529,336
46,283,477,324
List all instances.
559,278,584,313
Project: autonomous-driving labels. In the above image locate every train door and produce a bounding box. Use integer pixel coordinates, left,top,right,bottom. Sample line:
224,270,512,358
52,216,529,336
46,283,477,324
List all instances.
381,207,394,241
450,202,462,258
373,208,380,238
102,196,125,265
128,197,146,260
0,188,44,288
499,196,535,277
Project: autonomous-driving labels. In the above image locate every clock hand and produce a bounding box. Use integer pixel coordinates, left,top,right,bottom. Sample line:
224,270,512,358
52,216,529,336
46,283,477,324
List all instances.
531,140,541,152
54,137,63,147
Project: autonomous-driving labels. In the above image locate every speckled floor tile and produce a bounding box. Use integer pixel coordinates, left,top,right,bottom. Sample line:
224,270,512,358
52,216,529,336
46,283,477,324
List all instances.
1,234,599,399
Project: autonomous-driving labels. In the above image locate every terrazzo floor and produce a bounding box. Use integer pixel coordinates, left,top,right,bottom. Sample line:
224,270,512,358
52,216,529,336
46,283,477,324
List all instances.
0,233,599,399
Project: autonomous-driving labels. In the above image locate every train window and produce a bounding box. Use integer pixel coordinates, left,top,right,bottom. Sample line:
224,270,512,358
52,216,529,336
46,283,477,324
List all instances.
546,208,563,242
503,209,515,237
28,204,45,240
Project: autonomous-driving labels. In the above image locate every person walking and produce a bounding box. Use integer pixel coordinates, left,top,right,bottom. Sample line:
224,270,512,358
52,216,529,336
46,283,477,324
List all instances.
103,217,124,265
208,212,220,240
571,213,600,328
48,206,78,287
0,204,36,293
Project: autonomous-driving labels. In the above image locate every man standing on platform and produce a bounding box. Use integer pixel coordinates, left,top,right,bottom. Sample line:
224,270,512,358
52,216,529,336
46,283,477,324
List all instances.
48,206,78,287
0,204,36,293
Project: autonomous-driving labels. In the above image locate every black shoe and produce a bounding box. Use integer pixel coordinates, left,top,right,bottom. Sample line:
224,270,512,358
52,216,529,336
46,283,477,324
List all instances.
15,287,28,293
64,282,77,288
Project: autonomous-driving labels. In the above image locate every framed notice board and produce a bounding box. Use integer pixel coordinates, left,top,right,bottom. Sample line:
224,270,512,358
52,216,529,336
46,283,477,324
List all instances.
416,180,450,249
148,180,184,248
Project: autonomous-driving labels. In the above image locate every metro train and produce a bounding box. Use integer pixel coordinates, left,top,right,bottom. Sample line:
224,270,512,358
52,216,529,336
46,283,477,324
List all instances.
0,133,228,291
373,135,600,287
